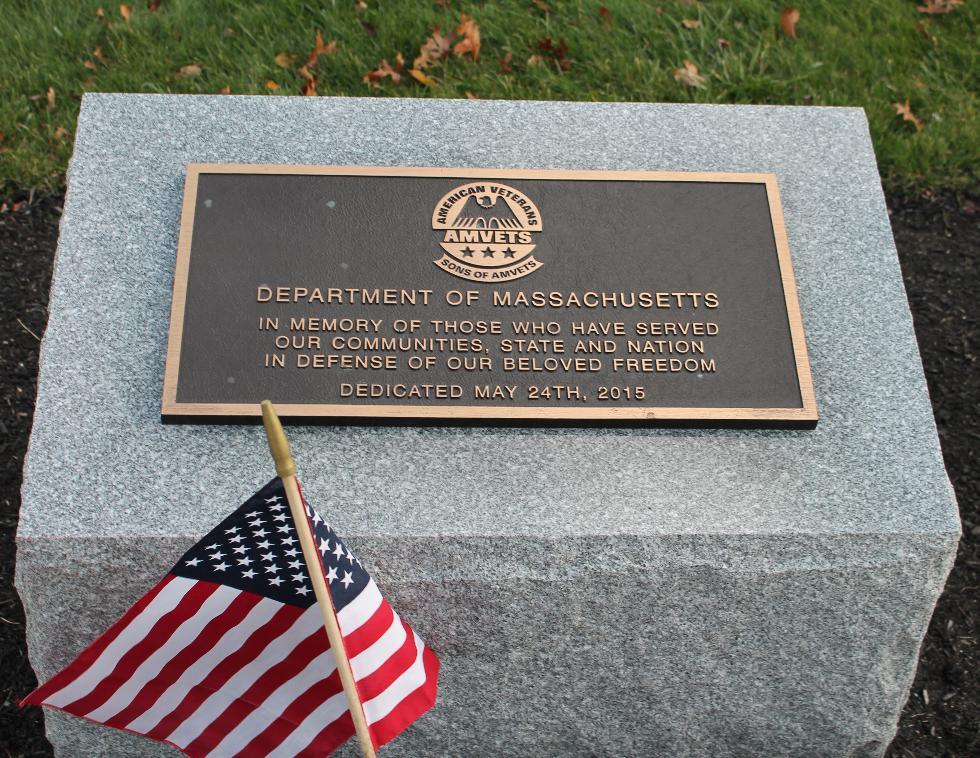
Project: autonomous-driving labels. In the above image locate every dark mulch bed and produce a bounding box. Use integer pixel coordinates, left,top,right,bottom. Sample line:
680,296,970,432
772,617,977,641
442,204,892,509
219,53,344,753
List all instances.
0,189,976,756
1,192,58,758
887,192,980,758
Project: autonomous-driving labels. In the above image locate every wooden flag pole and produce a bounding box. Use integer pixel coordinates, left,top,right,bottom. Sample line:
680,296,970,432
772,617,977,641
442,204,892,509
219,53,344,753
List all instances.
261,400,378,758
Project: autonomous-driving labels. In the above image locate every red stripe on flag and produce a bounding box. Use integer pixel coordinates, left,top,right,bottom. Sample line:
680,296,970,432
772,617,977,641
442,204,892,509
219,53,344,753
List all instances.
355,620,419,703
369,644,440,748
233,670,348,757
180,626,330,756
101,590,263,730
293,710,355,758
144,600,304,742
61,580,220,717
344,599,394,657
21,575,177,707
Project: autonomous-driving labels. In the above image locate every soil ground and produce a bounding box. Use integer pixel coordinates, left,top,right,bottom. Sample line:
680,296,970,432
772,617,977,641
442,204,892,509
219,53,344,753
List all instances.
0,190,976,756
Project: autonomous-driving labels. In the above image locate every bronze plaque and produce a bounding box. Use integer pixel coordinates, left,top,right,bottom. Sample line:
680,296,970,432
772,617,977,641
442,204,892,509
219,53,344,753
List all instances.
163,165,816,426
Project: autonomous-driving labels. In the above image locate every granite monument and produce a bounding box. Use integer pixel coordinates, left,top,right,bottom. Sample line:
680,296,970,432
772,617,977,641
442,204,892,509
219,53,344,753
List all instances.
17,94,958,756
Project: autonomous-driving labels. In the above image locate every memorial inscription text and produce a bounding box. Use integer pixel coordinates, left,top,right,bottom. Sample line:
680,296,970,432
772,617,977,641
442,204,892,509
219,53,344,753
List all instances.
254,286,721,403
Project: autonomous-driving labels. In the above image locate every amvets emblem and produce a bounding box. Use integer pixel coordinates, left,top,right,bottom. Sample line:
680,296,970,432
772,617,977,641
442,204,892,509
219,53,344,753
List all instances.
431,182,543,282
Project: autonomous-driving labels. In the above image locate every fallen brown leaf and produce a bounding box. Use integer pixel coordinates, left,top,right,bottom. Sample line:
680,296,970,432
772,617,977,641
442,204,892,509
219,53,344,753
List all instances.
265,79,280,91
414,26,454,69
499,51,513,74
917,0,963,13
119,4,131,22
354,0,367,8
178,64,202,77
533,0,550,13
718,37,731,49
361,21,376,36
275,52,296,67
453,12,481,60
93,46,108,64
96,7,105,18
297,65,316,92
466,91,479,99
84,60,98,71
527,54,544,66
599,6,612,31
219,85,231,94
537,37,572,72
960,198,978,215
673,60,705,88
294,34,329,96
148,0,161,10
363,56,404,88
681,18,701,29
894,99,924,132
408,68,438,87
781,7,799,38
46,87,56,110
223,26,235,37
305,32,337,68
53,126,69,141
82,77,96,89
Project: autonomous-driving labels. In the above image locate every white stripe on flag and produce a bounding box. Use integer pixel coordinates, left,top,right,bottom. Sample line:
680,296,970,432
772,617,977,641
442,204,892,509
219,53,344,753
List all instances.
165,604,324,749
350,613,405,680
124,597,283,734
84,585,242,722
205,649,339,758
44,577,196,708
168,573,383,748
264,692,350,758
363,632,427,725
198,582,385,756
337,581,383,634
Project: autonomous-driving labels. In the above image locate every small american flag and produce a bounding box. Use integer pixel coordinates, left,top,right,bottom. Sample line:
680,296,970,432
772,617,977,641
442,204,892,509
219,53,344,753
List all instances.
23,478,439,756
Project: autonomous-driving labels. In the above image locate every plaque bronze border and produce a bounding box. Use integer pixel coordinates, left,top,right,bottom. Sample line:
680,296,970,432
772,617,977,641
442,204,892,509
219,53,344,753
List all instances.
162,164,817,425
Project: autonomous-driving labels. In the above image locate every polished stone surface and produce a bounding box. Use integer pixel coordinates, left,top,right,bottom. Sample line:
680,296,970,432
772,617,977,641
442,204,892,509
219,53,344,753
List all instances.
18,95,958,756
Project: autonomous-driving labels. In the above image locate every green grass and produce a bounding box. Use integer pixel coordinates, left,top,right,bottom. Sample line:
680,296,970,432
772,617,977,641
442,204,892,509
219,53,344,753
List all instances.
1,0,977,194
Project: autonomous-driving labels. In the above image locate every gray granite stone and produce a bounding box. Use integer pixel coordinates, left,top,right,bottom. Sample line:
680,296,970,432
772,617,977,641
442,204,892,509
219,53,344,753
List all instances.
17,95,958,757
